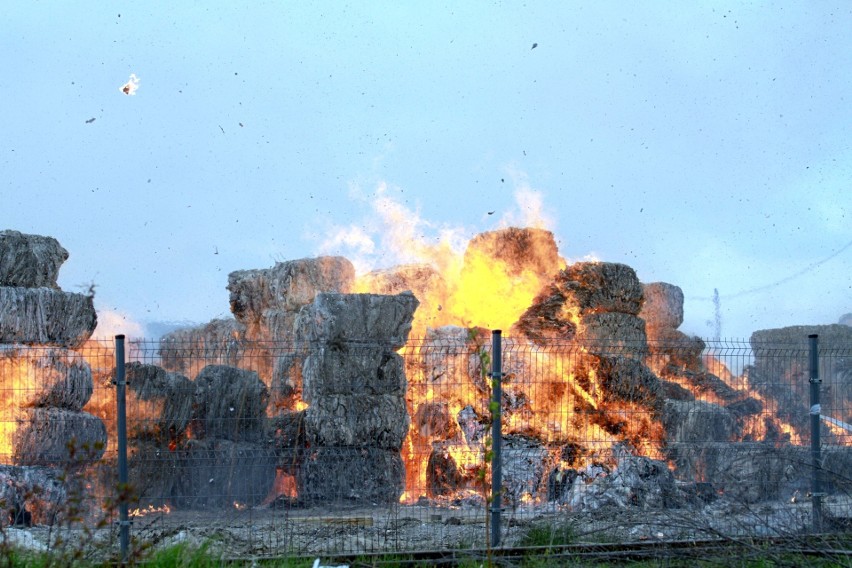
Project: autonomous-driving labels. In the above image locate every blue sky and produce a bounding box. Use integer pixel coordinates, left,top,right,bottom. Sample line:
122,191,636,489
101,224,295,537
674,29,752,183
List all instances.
2,2,850,339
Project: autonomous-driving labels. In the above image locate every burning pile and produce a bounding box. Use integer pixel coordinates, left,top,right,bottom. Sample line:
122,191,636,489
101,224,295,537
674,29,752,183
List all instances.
3,227,850,519
0,230,105,523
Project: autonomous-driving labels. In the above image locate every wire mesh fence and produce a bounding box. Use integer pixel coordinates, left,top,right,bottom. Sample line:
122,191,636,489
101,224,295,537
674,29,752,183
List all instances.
0,331,851,559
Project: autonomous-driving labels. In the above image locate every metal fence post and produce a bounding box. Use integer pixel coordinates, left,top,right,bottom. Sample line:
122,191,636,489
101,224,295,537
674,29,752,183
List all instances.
809,333,823,532
115,335,130,560
490,329,503,548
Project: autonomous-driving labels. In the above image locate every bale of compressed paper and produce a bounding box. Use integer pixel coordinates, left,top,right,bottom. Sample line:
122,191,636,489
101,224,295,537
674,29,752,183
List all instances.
666,442,806,503
227,256,355,330
560,262,644,315
639,282,684,330
302,346,406,401
464,228,562,280
659,368,741,404
0,230,68,289
356,263,447,305
304,394,409,450
513,262,643,344
573,355,661,408
127,439,184,504
0,345,93,410
0,287,96,347
295,292,419,348
11,408,107,465
662,399,735,444
172,438,277,509
577,312,647,359
646,328,705,372
125,362,194,440
191,365,269,442
298,446,404,504
158,318,248,379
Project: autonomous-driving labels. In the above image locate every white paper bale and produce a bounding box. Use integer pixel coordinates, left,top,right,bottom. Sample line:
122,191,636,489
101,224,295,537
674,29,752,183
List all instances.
0,230,68,289
295,292,419,348
0,287,97,347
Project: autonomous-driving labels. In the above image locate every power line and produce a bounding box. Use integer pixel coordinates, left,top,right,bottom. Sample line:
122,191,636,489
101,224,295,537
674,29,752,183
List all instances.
689,236,852,301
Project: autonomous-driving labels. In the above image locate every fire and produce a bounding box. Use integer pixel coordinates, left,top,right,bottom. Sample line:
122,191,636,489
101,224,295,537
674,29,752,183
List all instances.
129,504,171,517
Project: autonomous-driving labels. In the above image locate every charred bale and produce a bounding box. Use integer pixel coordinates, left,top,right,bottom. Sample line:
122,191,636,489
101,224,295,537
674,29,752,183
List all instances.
0,345,93,410
646,328,705,372
11,408,107,465
269,410,306,474
667,442,808,503
295,292,419,349
0,288,96,348
413,402,459,440
304,394,409,450
191,365,268,442
427,442,472,497
298,446,404,504
0,230,68,289
660,367,741,404
560,262,644,315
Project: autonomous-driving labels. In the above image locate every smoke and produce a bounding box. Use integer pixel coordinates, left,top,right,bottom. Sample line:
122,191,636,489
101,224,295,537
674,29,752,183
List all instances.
498,169,556,231
318,176,561,278
92,309,144,339
318,181,469,274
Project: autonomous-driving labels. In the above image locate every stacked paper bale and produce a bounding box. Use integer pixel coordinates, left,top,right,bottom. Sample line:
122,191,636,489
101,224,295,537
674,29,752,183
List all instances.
0,231,105,468
172,364,276,508
295,291,419,504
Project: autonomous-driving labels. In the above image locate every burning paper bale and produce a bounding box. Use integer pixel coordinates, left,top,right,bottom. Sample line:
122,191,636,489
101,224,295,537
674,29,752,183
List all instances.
11,407,106,465
0,346,93,411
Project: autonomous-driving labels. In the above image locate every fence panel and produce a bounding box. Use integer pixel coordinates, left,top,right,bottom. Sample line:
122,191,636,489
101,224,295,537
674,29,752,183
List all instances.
0,332,850,559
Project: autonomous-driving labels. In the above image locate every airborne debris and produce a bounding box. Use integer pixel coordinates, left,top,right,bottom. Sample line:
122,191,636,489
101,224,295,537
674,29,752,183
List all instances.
120,73,140,95
531,42,538,49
